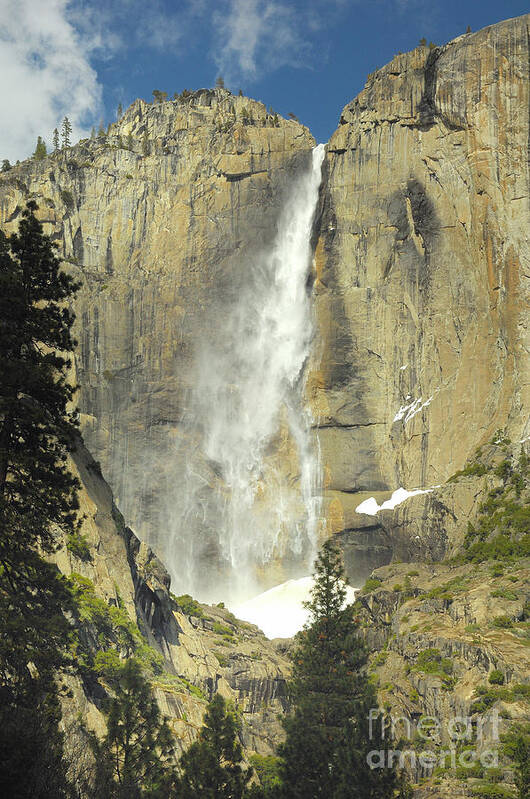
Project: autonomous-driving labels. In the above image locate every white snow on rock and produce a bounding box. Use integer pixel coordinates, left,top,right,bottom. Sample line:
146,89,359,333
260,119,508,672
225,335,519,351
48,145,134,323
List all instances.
393,396,434,424
232,576,357,639
355,487,437,516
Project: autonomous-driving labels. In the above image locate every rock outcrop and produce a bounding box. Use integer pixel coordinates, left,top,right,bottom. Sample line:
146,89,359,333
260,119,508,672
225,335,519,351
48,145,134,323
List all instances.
0,90,315,583
355,558,529,794
56,439,291,765
311,14,530,576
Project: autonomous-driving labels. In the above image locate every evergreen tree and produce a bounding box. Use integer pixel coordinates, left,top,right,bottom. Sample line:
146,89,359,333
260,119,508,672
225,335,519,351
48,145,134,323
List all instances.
33,135,47,160
216,75,225,88
152,90,167,103
53,127,60,153
61,116,72,148
91,658,176,798
98,120,106,139
177,693,252,799
91,126,96,139
278,540,400,799
503,726,530,799
0,201,81,797
117,102,123,119
1,159,11,172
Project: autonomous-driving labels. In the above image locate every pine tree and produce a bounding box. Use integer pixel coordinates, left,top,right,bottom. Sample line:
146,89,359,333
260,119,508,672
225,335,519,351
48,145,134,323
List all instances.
90,126,96,139
177,693,252,799
1,159,11,172
152,90,167,104
278,540,400,799
0,201,81,797
98,120,106,139
33,136,47,160
216,75,225,88
91,658,176,798
53,128,60,153
61,116,72,148
117,102,123,119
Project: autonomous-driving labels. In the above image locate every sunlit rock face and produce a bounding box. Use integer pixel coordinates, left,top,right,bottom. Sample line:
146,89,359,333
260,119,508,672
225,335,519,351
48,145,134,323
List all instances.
311,14,530,571
0,15,528,594
0,90,318,598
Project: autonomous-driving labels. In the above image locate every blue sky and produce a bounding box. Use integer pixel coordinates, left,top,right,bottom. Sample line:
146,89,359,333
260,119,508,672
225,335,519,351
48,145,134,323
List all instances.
1,0,528,162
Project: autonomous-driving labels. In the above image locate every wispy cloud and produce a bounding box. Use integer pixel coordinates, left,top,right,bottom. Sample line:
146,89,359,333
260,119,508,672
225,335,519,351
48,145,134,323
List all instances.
0,0,105,162
212,0,313,84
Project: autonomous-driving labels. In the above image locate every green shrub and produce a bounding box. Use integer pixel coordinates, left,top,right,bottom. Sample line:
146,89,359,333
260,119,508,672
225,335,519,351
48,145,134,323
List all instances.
470,783,515,799
466,623,480,634
68,573,163,677
371,652,387,667
250,754,282,792
66,531,92,561
470,683,530,713
212,621,233,638
448,462,487,482
173,593,204,617
393,583,403,592
407,570,419,577
491,615,514,629
491,588,518,600
213,652,229,667
180,678,207,701
363,577,383,592
488,669,505,685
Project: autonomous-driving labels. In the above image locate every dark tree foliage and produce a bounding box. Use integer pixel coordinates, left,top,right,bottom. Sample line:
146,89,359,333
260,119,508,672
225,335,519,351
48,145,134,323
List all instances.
53,127,60,153
2,158,12,172
33,135,47,160
61,116,72,148
152,89,168,103
278,540,401,799
504,725,530,799
91,658,176,799
177,693,252,799
0,202,82,796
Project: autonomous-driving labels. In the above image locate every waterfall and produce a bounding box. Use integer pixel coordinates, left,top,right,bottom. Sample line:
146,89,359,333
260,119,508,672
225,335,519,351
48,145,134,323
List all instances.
171,144,325,603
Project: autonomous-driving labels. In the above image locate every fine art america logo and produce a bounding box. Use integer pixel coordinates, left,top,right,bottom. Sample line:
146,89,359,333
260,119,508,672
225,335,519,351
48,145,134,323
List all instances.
367,708,500,771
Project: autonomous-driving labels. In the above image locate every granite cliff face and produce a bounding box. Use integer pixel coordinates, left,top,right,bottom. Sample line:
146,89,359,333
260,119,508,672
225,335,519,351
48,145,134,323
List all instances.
0,16,528,587
56,440,291,773
0,14,529,798
0,90,316,592
312,14,530,578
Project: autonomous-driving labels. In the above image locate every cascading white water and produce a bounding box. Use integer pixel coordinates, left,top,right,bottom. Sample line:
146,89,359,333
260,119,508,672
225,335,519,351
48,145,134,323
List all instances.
172,144,325,603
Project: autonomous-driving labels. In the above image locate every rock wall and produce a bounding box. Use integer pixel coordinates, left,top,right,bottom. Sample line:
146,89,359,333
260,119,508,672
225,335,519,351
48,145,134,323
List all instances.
311,14,530,574
1,16,528,586
0,90,315,580
57,440,291,763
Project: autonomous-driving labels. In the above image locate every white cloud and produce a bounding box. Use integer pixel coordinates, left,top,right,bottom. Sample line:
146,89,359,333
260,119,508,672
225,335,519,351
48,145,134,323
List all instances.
0,0,103,163
213,0,312,84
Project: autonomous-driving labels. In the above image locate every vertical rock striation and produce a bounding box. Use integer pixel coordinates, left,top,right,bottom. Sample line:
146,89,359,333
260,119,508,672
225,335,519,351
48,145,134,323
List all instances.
311,15,530,574
0,90,315,581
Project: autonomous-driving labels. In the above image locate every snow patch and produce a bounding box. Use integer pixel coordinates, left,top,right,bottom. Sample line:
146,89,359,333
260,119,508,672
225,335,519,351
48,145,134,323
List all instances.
355,486,437,516
393,395,434,424
400,364,408,371
232,577,357,639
